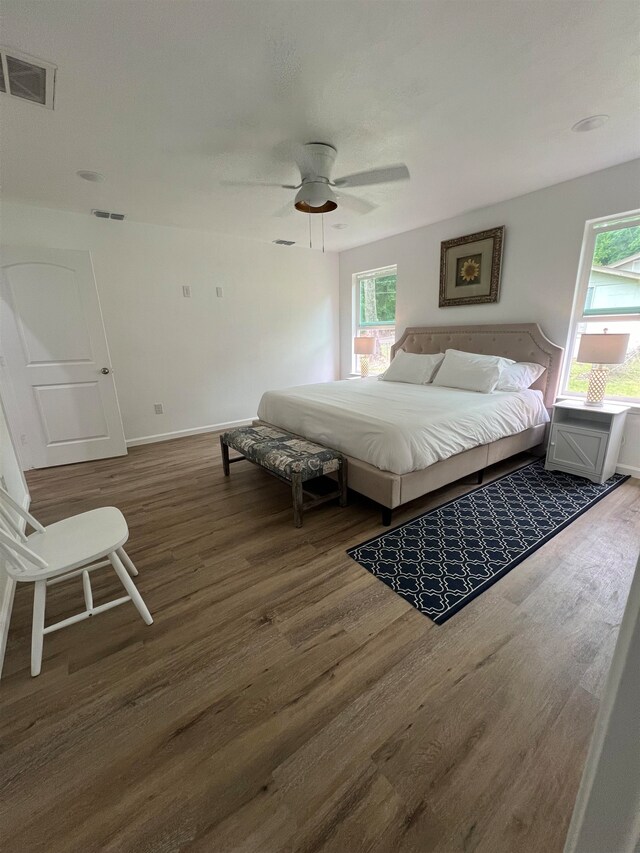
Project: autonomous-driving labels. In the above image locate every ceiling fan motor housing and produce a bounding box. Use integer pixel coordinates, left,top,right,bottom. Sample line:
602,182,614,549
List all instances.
294,143,339,213
301,143,337,181
295,142,338,213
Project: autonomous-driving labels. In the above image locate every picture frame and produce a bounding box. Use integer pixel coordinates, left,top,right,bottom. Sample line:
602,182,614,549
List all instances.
439,226,504,307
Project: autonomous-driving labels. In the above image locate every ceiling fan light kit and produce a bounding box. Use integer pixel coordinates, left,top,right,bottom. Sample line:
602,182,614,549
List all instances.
294,181,337,213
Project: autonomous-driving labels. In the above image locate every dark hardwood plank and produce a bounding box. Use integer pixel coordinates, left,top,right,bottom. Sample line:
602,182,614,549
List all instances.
0,433,637,853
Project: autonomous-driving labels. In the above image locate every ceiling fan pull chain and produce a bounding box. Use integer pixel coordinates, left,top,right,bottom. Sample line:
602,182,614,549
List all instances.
309,212,312,249
322,213,325,253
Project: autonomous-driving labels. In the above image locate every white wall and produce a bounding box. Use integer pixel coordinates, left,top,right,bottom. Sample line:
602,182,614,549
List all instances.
0,395,29,676
339,159,640,474
1,202,339,445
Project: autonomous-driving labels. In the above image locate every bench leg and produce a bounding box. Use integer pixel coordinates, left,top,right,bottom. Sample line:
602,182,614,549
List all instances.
338,458,348,507
292,473,304,528
220,435,230,476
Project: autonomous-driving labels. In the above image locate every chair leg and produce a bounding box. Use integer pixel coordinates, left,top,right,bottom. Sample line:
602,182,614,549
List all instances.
117,547,139,576
108,551,153,625
31,580,47,677
82,570,93,611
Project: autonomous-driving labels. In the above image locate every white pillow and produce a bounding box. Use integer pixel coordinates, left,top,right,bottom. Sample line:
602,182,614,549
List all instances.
379,350,445,385
495,362,546,392
432,349,515,394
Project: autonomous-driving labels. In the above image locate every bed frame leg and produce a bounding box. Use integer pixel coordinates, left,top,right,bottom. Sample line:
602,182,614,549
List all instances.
338,458,348,507
381,507,393,527
476,468,485,485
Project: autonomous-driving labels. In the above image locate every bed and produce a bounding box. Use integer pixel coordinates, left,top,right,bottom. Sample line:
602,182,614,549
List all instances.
256,323,564,523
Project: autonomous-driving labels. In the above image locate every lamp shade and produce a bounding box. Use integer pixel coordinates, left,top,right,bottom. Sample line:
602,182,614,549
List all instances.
354,336,376,355
576,333,629,365
294,182,338,213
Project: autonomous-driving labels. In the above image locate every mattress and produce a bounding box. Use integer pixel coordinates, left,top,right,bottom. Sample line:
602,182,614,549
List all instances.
257,378,549,476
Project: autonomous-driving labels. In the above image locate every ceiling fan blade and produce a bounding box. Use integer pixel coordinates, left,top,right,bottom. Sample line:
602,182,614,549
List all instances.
336,192,377,215
220,180,300,189
333,164,409,188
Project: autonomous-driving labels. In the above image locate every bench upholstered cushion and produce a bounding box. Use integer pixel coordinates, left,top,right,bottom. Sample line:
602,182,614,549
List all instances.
222,425,342,481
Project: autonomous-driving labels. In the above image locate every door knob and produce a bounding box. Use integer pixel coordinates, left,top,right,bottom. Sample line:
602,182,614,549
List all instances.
100,367,111,375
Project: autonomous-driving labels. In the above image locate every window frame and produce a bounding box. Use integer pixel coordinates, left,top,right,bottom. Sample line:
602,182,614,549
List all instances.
352,264,397,375
560,210,640,406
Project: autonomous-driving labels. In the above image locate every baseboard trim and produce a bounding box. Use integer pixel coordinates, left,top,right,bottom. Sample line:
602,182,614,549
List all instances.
616,464,640,479
126,418,254,448
0,494,29,680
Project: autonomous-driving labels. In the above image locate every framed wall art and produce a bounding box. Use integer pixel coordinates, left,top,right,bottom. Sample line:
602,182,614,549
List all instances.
439,226,504,307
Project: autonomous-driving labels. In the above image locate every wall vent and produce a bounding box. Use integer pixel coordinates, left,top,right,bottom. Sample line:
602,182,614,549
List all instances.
92,209,126,221
273,239,295,246
0,46,56,109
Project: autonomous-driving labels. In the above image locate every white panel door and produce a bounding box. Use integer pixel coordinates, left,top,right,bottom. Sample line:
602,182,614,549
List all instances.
0,248,127,468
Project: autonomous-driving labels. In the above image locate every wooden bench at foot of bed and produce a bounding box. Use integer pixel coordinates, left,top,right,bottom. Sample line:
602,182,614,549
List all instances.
220,425,347,528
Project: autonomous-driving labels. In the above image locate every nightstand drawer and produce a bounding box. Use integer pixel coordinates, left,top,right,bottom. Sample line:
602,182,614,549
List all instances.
547,424,608,476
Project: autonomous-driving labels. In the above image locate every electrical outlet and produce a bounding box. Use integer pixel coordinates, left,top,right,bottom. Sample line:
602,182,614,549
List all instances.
216,286,223,298
154,403,164,414
182,285,192,298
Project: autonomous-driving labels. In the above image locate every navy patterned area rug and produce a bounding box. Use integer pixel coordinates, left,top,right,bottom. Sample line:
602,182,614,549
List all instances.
347,460,629,625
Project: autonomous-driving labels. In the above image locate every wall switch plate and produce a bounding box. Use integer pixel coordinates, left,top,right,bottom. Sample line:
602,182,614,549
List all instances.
216,287,223,298
182,285,192,298
154,403,164,414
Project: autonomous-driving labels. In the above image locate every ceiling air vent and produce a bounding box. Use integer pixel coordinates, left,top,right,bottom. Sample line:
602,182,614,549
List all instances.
0,47,56,108
92,209,126,221
273,239,295,246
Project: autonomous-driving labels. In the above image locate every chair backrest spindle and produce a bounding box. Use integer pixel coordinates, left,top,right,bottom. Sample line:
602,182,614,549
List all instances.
0,529,48,577
0,502,28,541
0,486,45,534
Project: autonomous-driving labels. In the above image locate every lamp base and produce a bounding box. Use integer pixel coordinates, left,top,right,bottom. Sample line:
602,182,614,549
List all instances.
584,365,609,407
360,356,370,379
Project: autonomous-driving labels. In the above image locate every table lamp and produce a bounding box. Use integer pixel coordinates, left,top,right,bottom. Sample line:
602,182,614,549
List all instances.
576,329,629,407
353,336,376,378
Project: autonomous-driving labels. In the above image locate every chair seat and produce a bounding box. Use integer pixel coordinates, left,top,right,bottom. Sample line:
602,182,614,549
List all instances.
22,507,129,579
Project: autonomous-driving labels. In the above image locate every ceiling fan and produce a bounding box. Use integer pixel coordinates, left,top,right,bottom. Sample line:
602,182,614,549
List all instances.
224,142,410,216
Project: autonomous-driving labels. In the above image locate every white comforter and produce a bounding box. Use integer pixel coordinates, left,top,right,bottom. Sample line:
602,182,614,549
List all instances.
257,379,549,475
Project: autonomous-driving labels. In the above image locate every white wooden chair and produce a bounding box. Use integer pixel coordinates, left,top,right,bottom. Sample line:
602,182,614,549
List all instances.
0,487,153,676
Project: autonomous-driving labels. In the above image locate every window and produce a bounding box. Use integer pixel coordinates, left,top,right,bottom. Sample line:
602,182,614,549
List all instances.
563,213,640,403
353,265,397,375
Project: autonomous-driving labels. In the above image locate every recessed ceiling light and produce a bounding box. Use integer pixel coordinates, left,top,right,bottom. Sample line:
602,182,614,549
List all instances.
77,170,105,182
571,115,609,133
331,223,348,230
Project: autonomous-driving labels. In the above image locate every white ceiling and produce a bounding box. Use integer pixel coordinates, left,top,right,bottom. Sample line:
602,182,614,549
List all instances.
1,0,638,252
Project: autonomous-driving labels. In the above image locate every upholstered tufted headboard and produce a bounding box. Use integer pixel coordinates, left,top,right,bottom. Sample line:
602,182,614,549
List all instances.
391,323,564,409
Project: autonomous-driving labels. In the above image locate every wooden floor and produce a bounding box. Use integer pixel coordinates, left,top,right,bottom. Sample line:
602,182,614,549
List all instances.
1,434,638,853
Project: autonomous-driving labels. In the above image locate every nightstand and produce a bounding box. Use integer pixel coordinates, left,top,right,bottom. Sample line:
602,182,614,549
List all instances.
545,400,629,484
